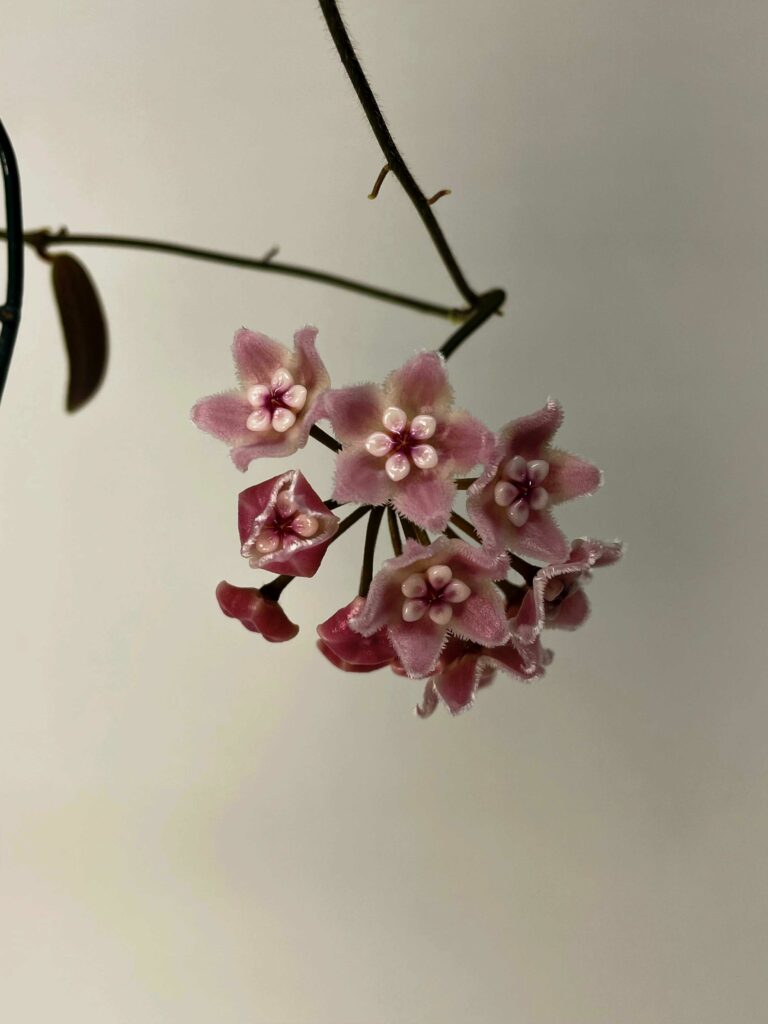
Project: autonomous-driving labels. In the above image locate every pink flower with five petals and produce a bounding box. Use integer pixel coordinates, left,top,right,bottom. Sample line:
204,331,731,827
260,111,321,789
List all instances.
320,351,493,532
215,580,299,642
467,398,602,561
415,633,552,718
512,537,624,644
350,537,509,678
238,470,339,578
192,326,330,471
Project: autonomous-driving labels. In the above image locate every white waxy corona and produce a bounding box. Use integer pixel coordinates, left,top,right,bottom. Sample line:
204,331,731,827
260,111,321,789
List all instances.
364,406,440,481
493,457,551,528
399,564,471,626
245,366,308,433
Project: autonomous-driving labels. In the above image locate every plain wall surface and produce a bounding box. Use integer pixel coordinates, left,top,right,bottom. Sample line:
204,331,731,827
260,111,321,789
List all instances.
1,2,767,1022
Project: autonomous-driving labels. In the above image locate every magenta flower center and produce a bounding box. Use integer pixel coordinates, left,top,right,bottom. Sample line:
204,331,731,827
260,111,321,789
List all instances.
242,488,319,557
246,367,308,434
400,563,471,626
493,456,550,527
365,405,439,482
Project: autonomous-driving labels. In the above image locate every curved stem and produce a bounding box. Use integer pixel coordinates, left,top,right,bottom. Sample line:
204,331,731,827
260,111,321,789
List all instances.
359,505,385,596
4,227,466,322
386,506,403,556
318,0,479,307
0,119,24,407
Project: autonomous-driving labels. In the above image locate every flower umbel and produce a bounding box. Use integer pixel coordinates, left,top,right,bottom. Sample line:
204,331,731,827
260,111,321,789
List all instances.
192,325,330,470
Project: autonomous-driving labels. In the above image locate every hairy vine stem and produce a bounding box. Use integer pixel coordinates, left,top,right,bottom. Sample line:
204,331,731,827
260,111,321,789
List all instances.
2,227,464,323
317,0,478,307
0,119,24,406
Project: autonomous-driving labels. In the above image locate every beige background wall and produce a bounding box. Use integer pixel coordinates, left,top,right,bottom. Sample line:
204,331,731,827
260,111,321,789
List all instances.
2,2,767,1021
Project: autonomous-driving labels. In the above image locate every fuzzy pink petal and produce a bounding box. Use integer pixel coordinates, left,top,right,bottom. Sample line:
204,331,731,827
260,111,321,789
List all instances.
466,476,511,556
446,539,510,582
388,616,447,678
317,598,395,666
232,328,286,385
549,587,591,630
230,437,293,471
384,350,453,416
437,410,494,472
592,540,624,568
514,509,570,563
500,398,564,458
451,587,510,648
215,581,299,642
192,390,252,444
320,384,384,444
391,474,455,532
332,448,394,506
293,326,329,394
433,654,483,714
547,448,603,504
512,590,543,646
487,637,545,680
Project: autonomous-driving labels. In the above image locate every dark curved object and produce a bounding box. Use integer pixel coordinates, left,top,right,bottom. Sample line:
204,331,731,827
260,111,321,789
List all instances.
51,253,109,411
0,117,24,406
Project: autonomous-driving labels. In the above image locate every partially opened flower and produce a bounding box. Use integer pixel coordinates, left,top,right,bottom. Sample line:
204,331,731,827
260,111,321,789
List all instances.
467,398,602,561
239,470,339,578
350,537,509,678
317,597,396,670
215,580,299,642
513,537,624,644
192,326,330,470
320,350,493,532
416,634,552,718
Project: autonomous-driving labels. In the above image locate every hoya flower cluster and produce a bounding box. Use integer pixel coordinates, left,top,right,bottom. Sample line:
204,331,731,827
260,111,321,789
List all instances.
192,325,621,717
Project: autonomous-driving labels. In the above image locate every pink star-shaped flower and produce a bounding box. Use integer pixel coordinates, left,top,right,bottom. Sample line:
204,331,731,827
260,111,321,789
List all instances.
238,470,339,578
192,326,330,470
350,537,510,678
415,633,552,718
512,537,623,644
215,580,299,642
467,398,602,561
320,350,493,532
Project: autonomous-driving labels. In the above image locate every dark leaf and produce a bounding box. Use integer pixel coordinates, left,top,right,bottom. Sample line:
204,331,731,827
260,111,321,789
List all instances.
51,253,109,412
